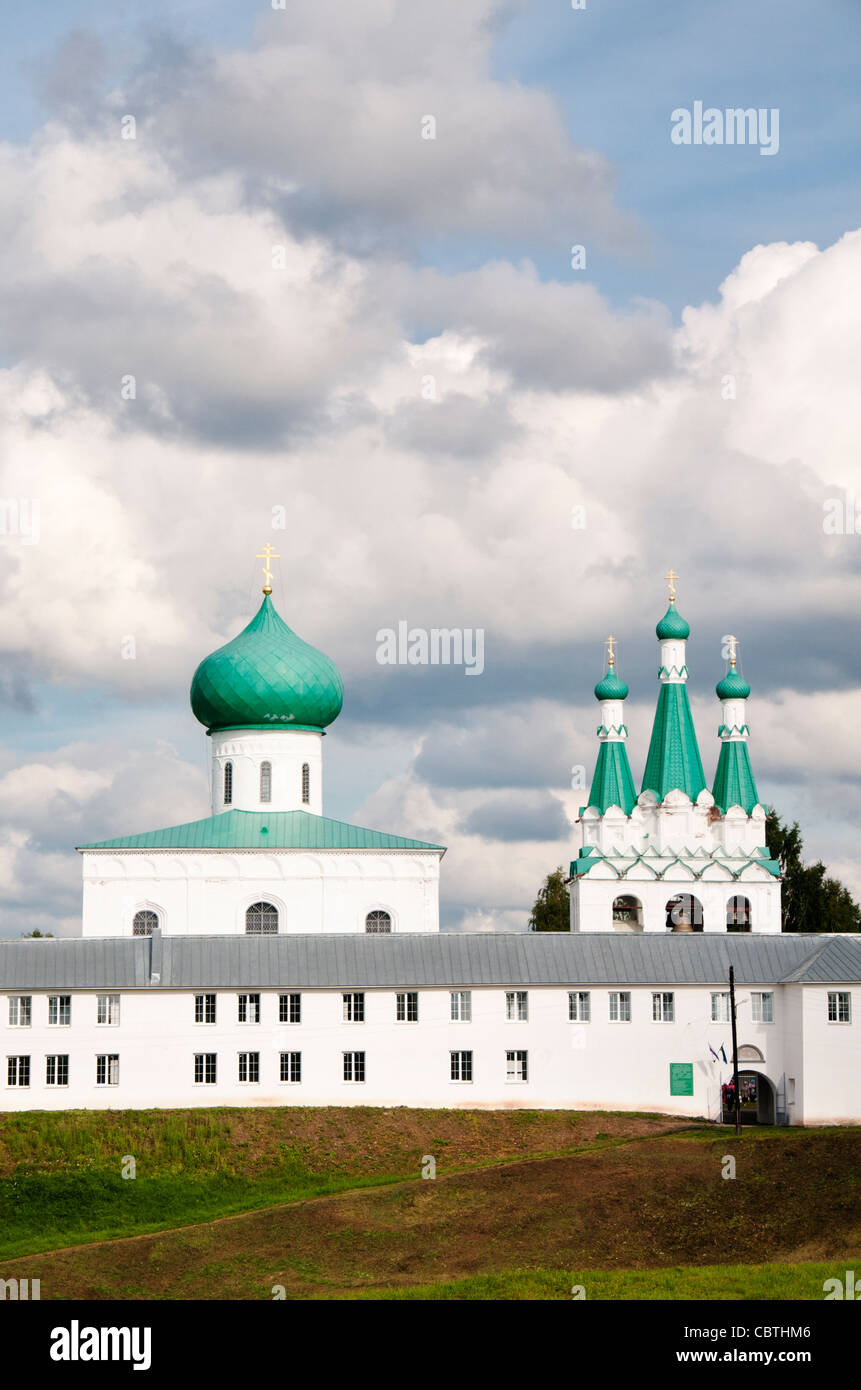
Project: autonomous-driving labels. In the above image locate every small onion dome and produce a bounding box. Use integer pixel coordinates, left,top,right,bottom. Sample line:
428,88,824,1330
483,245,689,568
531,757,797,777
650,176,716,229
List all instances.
594,668,629,701
716,667,750,701
656,601,691,641
190,594,343,733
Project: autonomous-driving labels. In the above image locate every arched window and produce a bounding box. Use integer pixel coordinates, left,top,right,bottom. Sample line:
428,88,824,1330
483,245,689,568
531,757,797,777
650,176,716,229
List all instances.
245,901,279,935
260,761,272,803
133,910,158,937
365,910,392,934
727,895,751,931
223,761,233,805
612,895,643,932
301,763,310,805
666,894,704,932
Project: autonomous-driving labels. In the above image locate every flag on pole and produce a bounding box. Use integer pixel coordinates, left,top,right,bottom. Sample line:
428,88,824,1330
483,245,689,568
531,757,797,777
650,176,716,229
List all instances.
720,1044,728,1063
709,1044,719,1062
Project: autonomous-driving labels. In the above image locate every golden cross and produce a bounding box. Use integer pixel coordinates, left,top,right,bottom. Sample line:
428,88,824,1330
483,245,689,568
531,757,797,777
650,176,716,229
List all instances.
604,634,616,667
665,568,679,602
727,634,738,666
256,542,280,594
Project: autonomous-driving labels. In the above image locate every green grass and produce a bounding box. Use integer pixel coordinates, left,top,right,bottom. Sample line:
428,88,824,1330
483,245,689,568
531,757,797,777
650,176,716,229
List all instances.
333,1261,854,1301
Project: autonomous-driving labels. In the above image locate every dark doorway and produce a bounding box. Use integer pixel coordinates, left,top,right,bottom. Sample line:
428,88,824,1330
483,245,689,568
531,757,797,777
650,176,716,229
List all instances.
722,1070,775,1125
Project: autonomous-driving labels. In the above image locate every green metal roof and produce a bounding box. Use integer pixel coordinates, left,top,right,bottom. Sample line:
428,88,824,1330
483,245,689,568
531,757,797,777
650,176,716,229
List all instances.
588,741,637,815
712,740,760,815
78,809,445,853
190,594,343,733
641,681,706,802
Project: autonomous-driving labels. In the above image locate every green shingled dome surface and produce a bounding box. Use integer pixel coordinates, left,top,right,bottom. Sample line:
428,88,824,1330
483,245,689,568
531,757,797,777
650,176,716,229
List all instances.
594,669,629,700
656,601,691,640
641,682,706,802
712,740,760,814
190,594,343,732
716,668,751,700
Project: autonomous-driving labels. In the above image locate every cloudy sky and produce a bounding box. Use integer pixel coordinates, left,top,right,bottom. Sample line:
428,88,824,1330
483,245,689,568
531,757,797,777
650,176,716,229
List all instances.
1,0,860,936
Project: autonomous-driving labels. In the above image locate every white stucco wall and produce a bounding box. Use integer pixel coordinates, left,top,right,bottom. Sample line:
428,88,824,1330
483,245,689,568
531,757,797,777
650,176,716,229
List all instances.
571,873,781,934
2,980,853,1122
209,729,323,815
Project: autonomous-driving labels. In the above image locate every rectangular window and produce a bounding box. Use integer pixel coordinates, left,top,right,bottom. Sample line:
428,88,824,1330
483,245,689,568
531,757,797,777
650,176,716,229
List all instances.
48,995,71,1027
280,1052,302,1083
343,1051,365,1082
45,1055,69,1087
506,1050,528,1082
711,992,731,1023
450,990,471,1022
609,991,631,1022
396,991,419,1022
194,1053,217,1085
279,993,301,1024
96,1054,119,1086
568,991,591,1022
343,992,365,1022
238,1052,260,1083
505,990,528,1021
97,994,121,1026
751,992,774,1024
238,993,261,1024
652,992,675,1023
8,996,31,1027
828,991,851,1024
450,1050,473,1082
7,1056,30,1087
195,993,216,1024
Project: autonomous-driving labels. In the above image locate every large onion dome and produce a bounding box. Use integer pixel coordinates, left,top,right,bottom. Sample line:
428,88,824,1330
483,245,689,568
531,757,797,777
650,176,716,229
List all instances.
190,594,343,733
655,600,691,640
594,668,629,700
716,667,750,700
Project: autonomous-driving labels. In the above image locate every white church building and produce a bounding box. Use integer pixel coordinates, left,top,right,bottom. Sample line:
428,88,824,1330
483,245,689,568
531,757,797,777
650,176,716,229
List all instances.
1,568,858,1124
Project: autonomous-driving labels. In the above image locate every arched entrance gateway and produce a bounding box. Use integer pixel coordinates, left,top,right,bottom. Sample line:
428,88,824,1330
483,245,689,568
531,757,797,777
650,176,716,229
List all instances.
721,1050,776,1124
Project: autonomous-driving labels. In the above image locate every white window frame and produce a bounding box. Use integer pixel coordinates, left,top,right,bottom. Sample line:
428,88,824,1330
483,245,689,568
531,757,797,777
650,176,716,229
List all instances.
48,994,71,1027
195,993,217,1025
827,991,851,1024
97,994,121,1026
343,1051,366,1082
505,990,528,1022
8,996,31,1027
280,1051,302,1083
450,990,471,1022
609,991,631,1023
710,992,731,1023
505,1049,528,1083
450,1050,473,1082
279,993,301,1024
96,1054,119,1086
238,1051,260,1083
343,992,365,1023
568,991,591,1022
396,991,419,1022
652,991,675,1023
751,991,774,1024
45,1054,69,1087
194,1053,217,1085
7,1055,30,1087
238,993,261,1024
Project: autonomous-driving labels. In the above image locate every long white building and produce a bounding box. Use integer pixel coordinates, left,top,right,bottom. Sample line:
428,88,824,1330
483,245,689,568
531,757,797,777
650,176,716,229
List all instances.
1,570,859,1123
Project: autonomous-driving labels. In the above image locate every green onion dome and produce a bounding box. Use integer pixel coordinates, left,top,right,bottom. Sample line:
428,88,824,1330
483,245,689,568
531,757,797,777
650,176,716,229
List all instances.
594,668,629,700
656,601,691,641
716,667,750,701
190,594,343,733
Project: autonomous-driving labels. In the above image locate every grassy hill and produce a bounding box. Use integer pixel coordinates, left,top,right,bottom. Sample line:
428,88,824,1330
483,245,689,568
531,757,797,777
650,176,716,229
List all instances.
0,1107,858,1299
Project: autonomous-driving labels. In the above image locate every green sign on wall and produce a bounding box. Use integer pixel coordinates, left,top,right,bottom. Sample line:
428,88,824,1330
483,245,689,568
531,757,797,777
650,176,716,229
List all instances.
670,1062,694,1096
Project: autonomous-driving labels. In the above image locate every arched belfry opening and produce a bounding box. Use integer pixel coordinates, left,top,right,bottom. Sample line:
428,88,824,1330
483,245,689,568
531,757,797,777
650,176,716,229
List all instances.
727,895,751,931
666,893,704,932
612,894,643,932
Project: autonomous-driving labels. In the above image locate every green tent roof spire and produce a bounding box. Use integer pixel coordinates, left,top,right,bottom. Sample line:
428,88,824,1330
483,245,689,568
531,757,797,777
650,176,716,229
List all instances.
641,577,706,801
712,636,760,813
587,636,637,814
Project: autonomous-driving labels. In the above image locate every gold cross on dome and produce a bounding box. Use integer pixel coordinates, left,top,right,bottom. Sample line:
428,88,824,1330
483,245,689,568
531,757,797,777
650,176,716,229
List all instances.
665,568,679,602
604,634,616,667
256,542,280,594
727,634,738,667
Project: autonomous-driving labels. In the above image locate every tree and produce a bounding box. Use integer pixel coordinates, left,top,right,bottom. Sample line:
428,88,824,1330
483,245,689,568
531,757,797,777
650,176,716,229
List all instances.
766,811,861,933
528,867,571,932
21,930,53,938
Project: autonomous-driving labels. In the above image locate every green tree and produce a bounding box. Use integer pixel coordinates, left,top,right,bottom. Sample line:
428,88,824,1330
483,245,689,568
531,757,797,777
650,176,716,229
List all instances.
21,930,53,938
528,867,570,932
766,811,861,933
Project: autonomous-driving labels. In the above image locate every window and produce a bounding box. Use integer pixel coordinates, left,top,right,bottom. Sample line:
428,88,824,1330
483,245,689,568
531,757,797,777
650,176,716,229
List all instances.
245,901,278,935
280,1052,302,1083
279,993,301,1024
238,1052,260,1083
133,910,158,937
238,993,261,1024
96,1055,119,1086
450,1050,473,1082
194,1054,217,1085
343,992,365,1022
652,992,675,1023
8,996,31,1027
450,990,471,1021
506,1050,528,1082
343,1051,365,1082
46,1055,69,1087
505,991,528,1021
711,992,731,1023
259,760,272,803
828,992,851,1024
48,995,71,1027
7,1056,30,1087
751,992,774,1024
609,991,631,1022
396,992,418,1022
223,761,233,805
97,994,120,1026
365,910,391,934
301,763,310,805
195,993,216,1024
568,991,591,1022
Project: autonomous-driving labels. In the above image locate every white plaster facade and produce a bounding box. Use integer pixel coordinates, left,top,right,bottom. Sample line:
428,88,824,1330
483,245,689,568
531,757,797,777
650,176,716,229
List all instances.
209,728,323,815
